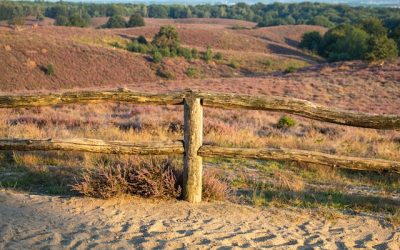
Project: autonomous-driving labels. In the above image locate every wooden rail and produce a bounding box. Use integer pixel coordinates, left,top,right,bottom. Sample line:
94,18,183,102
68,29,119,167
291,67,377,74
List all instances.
199,146,400,173
1,90,399,129
0,89,399,202
0,138,184,155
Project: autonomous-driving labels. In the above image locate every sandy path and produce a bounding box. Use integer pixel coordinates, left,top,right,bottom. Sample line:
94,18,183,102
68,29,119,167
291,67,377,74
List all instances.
0,190,399,250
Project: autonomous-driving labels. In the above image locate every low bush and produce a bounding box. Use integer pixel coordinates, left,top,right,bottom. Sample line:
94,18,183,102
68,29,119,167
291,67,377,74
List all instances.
185,67,199,78
72,158,180,199
214,52,223,60
152,51,163,63
177,47,192,60
277,115,296,129
284,65,297,73
137,35,148,45
45,64,55,76
204,46,213,62
202,169,229,201
156,68,175,79
228,60,240,69
73,158,229,201
127,13,145,27
191,48,199,59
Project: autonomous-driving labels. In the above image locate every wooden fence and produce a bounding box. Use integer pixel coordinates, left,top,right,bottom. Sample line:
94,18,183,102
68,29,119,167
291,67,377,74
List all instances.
0,89,399,203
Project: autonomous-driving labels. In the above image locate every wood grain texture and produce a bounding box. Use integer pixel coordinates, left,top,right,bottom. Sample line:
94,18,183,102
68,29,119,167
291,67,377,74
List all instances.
199,145,400,173
0,89,186,108
0,89,399,129
198,92,400,130
182,93,203,203
0,138,184,155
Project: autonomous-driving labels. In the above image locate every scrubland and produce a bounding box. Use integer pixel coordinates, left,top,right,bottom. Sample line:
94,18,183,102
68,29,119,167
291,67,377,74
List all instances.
0,17,399,229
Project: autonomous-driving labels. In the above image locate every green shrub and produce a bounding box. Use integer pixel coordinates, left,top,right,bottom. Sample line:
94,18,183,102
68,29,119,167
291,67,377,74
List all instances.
191,48,199,59
156,68,175,79
228,60,240,69
110,41,122,48
55,15,69,26
365,36,398,61
152,25,180,51
137,35,148,44
152,50,163,63
261,59,272,66
8,15,25,27
185,67,199,78
126,41,151,54
277,115,296,129
284,65,297,73
159,47,171,57
299,31,322,52
127,13,145,27
104,15,126,28
177,47,192,60
45,64,55,76
204,46,213,62
214,52,223,60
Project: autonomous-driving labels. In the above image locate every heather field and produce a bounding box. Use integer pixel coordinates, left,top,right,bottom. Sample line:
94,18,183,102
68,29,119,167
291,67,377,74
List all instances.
1,17,400,249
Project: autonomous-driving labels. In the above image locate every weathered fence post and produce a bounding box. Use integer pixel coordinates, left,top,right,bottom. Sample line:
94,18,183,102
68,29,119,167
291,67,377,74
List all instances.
183,91,203,203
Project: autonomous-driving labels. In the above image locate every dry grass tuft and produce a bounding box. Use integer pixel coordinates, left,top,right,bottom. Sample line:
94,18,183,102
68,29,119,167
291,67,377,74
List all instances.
72,158,228,201
72,158,181,199
202,169,229,201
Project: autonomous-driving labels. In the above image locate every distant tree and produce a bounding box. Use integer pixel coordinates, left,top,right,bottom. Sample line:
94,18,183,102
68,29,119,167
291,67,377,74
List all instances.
299,31,322,53
104,15,126,29
55,15,69,26
152,25,180,51
319,24,369,61
127,13,145,27
68,12,90,27
357,18,387,37
148,5,168,18
309,16,334,28
106,4,124,17
364,36,398,61
36,13,44,21
8,15,25,28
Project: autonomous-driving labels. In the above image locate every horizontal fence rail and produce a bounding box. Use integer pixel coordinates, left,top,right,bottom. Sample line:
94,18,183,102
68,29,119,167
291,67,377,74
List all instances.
0,138,184,155
0,90,399,130
198,92,400,130
0,88,399,202
0,89,186,108
199,146,400,174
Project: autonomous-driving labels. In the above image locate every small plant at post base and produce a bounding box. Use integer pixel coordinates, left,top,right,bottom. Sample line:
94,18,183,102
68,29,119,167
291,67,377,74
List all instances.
202,169,228,201
277,115,296,129
46,64,55,76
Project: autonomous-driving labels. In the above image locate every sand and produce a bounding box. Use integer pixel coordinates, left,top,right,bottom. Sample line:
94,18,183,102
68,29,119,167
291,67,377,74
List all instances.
0,190,399,250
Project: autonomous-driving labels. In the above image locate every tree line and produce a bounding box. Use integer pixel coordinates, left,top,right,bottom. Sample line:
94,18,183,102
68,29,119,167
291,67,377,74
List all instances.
1,1,400,29
299,18,399,61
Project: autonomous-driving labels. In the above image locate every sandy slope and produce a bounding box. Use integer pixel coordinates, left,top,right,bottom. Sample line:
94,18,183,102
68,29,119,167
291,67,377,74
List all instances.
0,190,399,249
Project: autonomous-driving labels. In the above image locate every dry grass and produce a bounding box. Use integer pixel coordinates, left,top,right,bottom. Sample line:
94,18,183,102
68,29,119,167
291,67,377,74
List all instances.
0,21,399,219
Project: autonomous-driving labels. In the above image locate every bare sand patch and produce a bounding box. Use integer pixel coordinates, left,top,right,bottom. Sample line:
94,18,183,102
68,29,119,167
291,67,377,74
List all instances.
0,190,399,249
